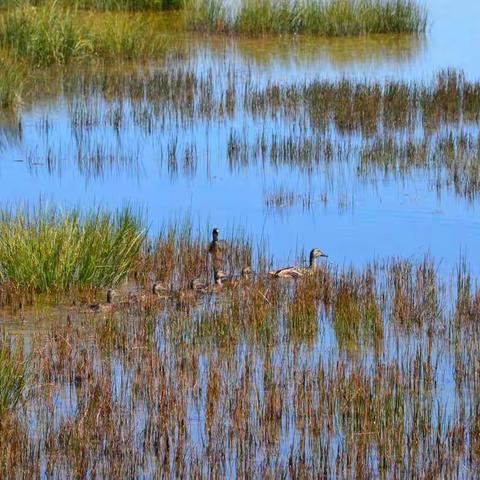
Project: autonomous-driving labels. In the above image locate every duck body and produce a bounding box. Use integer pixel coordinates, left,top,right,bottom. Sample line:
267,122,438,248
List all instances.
269,267,303,279
269,248,327,279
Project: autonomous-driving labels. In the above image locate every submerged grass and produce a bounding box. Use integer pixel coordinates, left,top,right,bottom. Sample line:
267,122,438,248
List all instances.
0,207,145,295
188,0,427,35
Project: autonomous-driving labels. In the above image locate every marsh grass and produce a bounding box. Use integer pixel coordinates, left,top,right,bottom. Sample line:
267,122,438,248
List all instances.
0,3,91,66
0,339,27,420
0,206,145,295
0,0,182,10
0,4,172,65
0,53,25,109
188,0,427,35
71,0,183,10
0,252,479,476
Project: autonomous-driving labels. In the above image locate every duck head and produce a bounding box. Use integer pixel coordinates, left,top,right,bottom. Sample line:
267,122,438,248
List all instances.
310,248,328,267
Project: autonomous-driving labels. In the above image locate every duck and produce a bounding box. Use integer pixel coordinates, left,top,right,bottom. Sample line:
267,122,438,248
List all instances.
269,248,327,279
208,227,228,273
89,288,116,313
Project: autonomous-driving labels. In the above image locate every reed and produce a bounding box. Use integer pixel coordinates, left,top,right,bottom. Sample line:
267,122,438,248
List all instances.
188,0,427,35
0,253,479,476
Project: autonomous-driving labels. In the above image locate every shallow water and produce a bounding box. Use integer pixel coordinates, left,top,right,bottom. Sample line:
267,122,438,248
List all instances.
1,2,479,279
1,5,480,473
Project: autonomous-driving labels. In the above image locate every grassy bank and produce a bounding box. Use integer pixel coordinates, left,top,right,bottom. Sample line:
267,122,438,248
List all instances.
0,207,145,296
188,0,427,35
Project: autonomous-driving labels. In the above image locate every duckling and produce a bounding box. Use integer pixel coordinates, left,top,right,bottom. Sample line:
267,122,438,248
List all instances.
269,248,327,279
190,274,224,293
215,267,254,286
190,277,209,293
130,281,170,307
241,266,254,279
89,288,116,313
152,281,170,297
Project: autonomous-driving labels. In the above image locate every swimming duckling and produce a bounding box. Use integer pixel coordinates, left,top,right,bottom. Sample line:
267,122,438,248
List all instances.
89,288,116,313
190,277,209,292
241,266,254,279
215,267,254,286
269,248,327,279
152,281,169,297
131,281,170,307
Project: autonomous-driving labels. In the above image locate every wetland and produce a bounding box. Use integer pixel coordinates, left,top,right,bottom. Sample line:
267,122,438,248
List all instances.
1,0,480,477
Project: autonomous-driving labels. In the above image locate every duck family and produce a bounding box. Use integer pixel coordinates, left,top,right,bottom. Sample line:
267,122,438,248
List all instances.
90,227,327,312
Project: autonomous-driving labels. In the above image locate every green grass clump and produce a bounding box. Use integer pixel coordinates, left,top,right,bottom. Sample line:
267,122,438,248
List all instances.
0,0,183,11
0,54,25,109
0,4,171,66
0,3,91,66
88,13,169,61
0,341,27,420
188,0,427,35
0,207,145,294
72,0,183,11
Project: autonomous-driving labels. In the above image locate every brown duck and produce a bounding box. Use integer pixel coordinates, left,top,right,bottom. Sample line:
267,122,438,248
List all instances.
269,248,327,279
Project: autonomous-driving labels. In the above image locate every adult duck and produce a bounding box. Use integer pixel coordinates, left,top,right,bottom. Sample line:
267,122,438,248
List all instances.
269,248,327,279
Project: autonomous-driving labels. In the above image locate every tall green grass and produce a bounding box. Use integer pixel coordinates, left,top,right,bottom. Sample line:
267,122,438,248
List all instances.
0,4,171,66
0,341,27,420
0,207,145,294
0,3,92,65
71,0,183,11
0,0,181,10
188,0,427,35
0,54,25,108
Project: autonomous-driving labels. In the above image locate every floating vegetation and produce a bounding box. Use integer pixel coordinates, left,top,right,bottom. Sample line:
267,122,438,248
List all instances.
188,0,427,35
